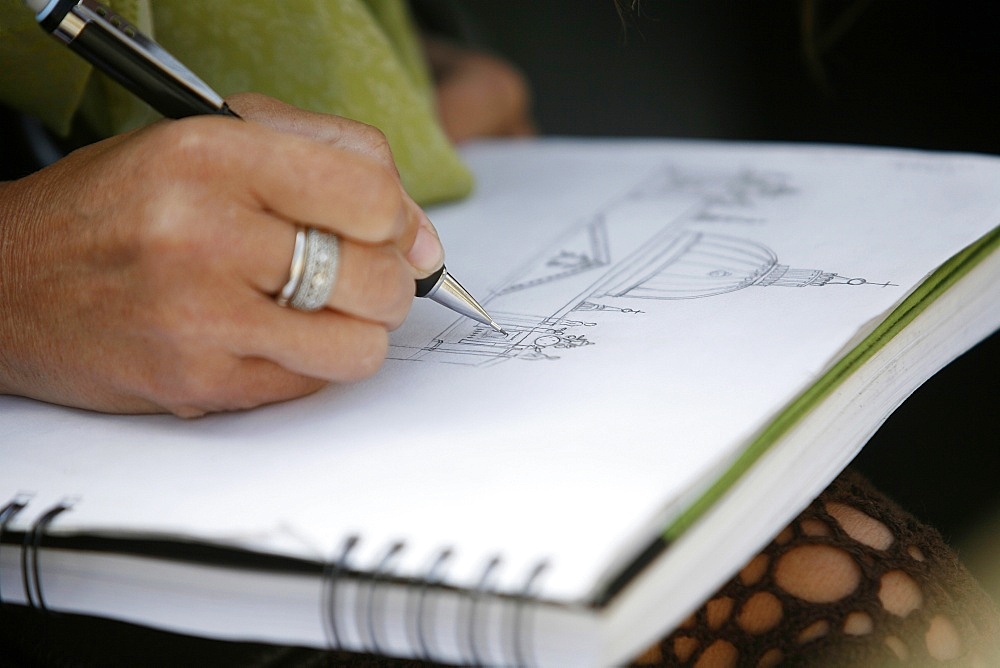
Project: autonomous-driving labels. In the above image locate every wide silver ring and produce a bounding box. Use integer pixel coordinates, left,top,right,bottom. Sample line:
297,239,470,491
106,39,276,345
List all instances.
288,227,340,311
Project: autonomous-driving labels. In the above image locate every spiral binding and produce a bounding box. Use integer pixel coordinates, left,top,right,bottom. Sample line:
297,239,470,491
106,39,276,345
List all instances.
0,495,31,605
321,534,357,651
5,497,553,664
511,560,550,667
466,555,501,666
411,548,453,662
320,536,550,666
24,499,75,612
364,541,405,655
0,496,74,612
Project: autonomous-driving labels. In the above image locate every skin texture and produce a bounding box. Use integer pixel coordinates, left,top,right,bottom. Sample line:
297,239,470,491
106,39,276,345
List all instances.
0,45,535,417
0,95,443,417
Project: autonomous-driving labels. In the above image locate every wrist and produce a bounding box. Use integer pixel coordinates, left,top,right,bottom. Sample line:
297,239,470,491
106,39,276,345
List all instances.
0,179,41,399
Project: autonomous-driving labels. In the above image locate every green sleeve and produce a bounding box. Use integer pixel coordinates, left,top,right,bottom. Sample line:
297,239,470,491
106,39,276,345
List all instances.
1,0,472,205
0,0,93,135
108,0,473,204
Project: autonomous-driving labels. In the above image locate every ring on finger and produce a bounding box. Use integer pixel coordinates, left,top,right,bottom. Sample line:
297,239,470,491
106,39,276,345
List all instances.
277,226,341,311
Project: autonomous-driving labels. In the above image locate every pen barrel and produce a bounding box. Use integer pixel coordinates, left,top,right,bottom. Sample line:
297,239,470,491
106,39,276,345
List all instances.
68,22,235,119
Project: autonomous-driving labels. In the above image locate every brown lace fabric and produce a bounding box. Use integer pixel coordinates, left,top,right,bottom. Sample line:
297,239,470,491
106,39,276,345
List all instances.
633,468,1000,667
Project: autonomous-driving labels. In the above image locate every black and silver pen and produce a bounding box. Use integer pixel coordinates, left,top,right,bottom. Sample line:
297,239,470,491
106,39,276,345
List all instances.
25,0,505,334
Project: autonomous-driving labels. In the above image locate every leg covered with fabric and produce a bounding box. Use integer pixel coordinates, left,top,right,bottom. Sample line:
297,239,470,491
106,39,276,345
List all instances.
634,468,1000,667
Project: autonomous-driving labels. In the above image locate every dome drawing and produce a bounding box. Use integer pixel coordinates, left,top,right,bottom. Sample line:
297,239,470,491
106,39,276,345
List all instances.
589,231,866,300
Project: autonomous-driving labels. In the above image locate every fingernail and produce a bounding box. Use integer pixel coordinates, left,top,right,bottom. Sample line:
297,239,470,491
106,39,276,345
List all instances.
407,216,445,275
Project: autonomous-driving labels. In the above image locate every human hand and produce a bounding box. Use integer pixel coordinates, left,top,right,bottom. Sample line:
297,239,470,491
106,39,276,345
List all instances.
0,93,443,416
423,37,536,143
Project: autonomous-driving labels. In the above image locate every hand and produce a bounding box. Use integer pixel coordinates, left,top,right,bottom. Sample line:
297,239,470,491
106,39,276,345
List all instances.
0,93,443,417
424,37,536,143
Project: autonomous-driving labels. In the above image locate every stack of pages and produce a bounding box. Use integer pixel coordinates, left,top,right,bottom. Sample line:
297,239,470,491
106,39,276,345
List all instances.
2,139,997,666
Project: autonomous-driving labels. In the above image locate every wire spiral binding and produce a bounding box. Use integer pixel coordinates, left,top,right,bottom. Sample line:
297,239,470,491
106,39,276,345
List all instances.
511,560,550,667
5,497,75,612
466,556,502,666
321,534,358,651
411,547,453,662
4,498,552,664
24,500,75,612
320,535,550,666
364,541,405,655
0,495,32,605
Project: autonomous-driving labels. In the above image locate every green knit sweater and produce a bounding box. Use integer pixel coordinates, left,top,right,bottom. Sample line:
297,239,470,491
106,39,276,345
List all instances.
0,0,472,204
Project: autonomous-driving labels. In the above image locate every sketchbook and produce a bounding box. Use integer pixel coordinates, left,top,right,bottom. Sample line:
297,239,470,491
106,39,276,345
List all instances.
1,139,998,666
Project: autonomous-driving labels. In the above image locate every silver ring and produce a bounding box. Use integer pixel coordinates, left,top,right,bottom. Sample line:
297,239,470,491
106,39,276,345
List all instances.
276,227,307,307
288,228,340,311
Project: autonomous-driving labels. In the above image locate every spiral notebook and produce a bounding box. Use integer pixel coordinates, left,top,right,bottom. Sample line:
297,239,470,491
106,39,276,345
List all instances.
2,139,999,666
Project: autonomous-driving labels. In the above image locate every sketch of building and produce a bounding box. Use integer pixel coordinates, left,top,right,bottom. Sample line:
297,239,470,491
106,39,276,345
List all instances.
496,219,610,296
389,162,893,366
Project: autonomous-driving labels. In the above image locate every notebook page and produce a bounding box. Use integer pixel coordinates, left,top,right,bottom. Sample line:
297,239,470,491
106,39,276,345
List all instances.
3,139,999,604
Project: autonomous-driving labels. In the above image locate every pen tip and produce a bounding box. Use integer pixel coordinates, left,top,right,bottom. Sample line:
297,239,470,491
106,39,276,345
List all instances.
490,321,508,335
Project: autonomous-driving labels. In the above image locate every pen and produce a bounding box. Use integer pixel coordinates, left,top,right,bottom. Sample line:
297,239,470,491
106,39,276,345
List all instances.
25,0,506,334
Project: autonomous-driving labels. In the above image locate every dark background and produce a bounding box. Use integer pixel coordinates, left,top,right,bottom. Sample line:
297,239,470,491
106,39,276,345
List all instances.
1,1,997,661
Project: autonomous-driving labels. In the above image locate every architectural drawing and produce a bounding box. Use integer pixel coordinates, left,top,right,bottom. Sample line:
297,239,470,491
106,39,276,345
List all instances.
390,164,895,366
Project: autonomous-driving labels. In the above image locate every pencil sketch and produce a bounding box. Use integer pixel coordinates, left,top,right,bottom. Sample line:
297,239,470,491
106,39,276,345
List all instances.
495,219,610,296
390,164,895,366
390,313,598,365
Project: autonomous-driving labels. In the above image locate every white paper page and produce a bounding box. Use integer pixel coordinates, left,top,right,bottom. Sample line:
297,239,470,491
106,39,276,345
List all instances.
3,139,998,604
